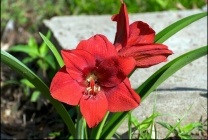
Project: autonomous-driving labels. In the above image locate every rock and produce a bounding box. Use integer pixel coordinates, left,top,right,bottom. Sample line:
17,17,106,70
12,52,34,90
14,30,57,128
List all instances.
43,9,207,139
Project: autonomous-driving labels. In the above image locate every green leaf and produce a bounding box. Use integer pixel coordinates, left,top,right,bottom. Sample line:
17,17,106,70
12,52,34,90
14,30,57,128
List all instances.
22,57,35,64
44,55,56,70
155,12,207,43
37,59,48,70
180,122,202,134
128,112,132,140
39,31,51,57
178,133,192,139
39,32,64,67
28,37,38,49
155,0,166,8
157,121,174,131
48,131,61,137
30,91,41,102
130,112,159,139
131,114,140,129
8,45,39,58
138,113,159,130
101,112,128,139
1,50,75,138
164,103,194,139
1,80,20,87
20,79,35,88
90,112,109,139
76,107,86,139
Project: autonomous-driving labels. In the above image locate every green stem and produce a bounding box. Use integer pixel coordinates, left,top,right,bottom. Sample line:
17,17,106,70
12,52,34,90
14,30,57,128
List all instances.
90,112,109,139
128,112,132,140
165,104,194,139
84,122,88,139
76,106,85,139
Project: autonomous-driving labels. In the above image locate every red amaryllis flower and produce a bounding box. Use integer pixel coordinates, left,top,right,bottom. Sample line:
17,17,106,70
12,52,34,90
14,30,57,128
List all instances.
112,1,173,68
50,34,140,128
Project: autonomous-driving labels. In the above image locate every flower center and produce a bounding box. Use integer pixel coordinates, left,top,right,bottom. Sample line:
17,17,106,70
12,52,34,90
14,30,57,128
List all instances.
84,74,100,97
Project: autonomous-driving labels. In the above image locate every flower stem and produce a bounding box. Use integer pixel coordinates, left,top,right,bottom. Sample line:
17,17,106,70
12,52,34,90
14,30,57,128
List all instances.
76,106,86,139
90,112,109,139
128,112,132,140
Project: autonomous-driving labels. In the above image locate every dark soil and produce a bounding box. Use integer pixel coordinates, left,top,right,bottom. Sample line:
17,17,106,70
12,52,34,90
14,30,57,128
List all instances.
1,64,67,139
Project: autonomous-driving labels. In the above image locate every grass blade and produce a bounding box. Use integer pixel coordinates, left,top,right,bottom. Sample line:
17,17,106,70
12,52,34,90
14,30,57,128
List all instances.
8,45,39,58
39,32,64,67
128,112,132,140
75,107,85,139
39,31,51,57
101,112,128,139
157,121,174,131
164,103,194,139
1,50,75,137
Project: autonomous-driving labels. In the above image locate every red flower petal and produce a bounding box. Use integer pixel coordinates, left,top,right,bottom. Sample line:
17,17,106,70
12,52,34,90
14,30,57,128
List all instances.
76,34,117,63
96,56,135,87
118,44,173,68
50,66,84,105
61,49,96,82
136,55,169,68
127,21,155,46
118,56,136,76
112,3,129,48
80,91,108,128
104,78,140,112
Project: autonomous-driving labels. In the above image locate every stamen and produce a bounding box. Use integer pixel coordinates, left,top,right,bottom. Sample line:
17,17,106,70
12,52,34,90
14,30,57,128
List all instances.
85,74,100,96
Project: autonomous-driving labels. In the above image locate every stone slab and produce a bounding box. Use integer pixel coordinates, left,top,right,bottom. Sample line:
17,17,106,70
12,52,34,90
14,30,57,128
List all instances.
44,9,207,138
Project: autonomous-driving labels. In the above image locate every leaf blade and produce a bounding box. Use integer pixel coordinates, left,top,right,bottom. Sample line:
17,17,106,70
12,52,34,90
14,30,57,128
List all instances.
39,32,64,67
8,45,39,58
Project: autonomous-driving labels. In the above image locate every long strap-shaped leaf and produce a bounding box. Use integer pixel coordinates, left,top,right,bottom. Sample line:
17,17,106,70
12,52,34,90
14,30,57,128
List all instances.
155,12,207,43
101,46,207,139
101,112,128,139
39,32,64,67
101,11,207,139
1,50,76,138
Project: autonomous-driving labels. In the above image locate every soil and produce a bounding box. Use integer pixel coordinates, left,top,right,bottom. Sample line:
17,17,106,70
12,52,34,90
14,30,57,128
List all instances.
1,63,67,139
